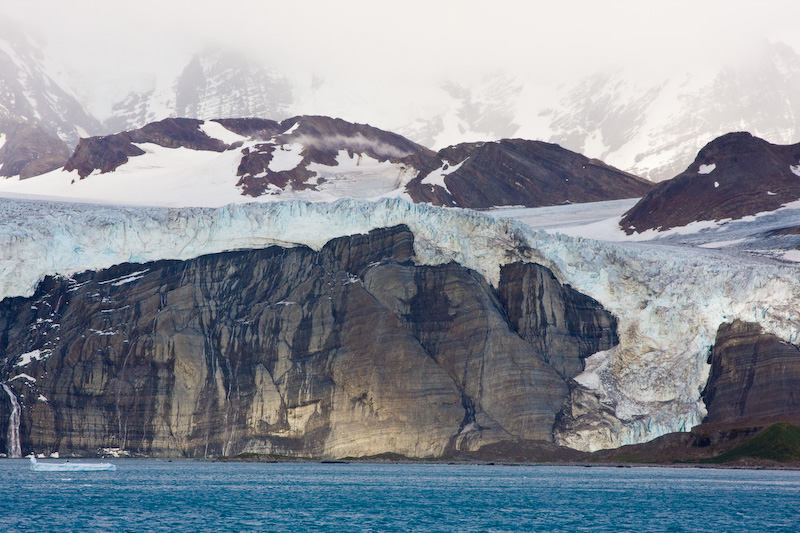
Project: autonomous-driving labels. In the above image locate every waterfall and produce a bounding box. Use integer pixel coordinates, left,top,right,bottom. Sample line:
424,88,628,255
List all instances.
1,383,21,458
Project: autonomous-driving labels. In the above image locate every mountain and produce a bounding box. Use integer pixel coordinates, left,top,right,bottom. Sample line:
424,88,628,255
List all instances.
105,48,293,136
621,132,800,234
0,115,70,179
397,41,800,183
1,198,799,458
0,24,102,147
0,225,617,458
408,139,651,208
4,30,800,184
0,116,649,208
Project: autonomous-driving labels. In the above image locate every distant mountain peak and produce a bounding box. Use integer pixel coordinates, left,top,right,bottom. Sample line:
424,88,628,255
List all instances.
621,132,800,234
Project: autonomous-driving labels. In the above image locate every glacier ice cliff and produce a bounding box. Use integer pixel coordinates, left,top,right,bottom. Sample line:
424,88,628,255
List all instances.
1,196,799,452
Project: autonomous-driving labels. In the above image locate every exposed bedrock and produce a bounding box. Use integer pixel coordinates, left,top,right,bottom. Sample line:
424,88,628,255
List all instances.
702,320,800,427
0,226,619,459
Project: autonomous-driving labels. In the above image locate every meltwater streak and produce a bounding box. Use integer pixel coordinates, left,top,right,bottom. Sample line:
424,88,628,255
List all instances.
1,383,21,458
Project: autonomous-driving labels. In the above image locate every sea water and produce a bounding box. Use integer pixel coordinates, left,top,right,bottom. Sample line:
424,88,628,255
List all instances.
1,461,798,532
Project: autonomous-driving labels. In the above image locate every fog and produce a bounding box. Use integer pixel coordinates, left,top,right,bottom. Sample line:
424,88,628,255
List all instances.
8,0,800,112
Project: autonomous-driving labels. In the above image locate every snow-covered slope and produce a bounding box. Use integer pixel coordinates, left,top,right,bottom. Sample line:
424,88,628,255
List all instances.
0,24,101,146
105,49,293,135
2,196,799,452
5,27,800,184
0,117,429,207
402,42,800,182
0,116,649,209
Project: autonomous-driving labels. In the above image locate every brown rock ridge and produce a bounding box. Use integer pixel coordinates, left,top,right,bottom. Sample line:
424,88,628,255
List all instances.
621,132,800,234
408,139,653,208
64,117,237,178
56,114,650,208
0,226,618,459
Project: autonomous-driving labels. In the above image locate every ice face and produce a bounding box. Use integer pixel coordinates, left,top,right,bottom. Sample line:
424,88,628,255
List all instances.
1,195,798,451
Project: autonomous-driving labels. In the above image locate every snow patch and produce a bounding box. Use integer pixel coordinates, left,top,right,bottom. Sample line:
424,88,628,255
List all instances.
420,158,468,193
0,133,6,150
714,182,719,188
10,373,36,383
791,164,800,177
98,269,150,286
268,143,304,172
14,349,52,367
698,163,716,174
199,121,248,146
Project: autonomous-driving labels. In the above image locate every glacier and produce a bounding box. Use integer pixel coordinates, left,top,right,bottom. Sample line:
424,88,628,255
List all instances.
1,195,800,452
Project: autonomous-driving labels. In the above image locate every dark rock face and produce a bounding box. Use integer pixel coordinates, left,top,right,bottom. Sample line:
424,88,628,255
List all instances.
499,262,618,378
408,139,653,208
64,118,235,178
0,118,70,178
621,132,800,233
0,226,619,459
703,320,800,426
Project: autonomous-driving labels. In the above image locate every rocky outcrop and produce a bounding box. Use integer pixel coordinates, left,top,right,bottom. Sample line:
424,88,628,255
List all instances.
0,118,70,178
63,118,236,178
499,262,618,378
0,226,619,459
234,115,440,198
53,114,650,207
621,132,800,233
408,139,653,208
702,320,800,426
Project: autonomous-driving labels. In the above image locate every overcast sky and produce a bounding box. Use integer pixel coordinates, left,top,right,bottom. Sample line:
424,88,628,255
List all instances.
5,0,800,121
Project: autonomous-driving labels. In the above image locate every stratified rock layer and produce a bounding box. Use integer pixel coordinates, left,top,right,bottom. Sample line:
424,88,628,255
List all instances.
702,320,800,426
0,226,618,458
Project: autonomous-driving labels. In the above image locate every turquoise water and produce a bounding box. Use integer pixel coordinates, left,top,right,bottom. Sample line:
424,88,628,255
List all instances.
2,460,799,532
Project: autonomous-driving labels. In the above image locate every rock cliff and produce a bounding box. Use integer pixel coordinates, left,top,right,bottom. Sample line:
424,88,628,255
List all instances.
703,320,800,426
0,226,619,459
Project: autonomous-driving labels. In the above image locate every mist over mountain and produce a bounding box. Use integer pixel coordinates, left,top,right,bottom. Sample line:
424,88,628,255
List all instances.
2,25,799,183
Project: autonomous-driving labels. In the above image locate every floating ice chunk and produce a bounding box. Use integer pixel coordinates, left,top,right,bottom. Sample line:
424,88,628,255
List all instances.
699,163,716,174
714,181,719,188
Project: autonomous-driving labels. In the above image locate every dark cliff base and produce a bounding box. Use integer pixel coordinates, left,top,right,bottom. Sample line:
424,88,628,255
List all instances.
214,421,800,469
